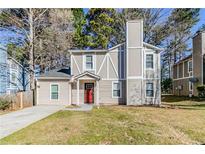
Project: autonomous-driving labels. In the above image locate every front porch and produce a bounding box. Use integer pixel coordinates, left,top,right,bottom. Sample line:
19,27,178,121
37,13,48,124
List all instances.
69,71,100,106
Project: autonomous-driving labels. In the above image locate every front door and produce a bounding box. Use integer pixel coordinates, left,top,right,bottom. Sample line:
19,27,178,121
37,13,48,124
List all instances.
84,83,94,104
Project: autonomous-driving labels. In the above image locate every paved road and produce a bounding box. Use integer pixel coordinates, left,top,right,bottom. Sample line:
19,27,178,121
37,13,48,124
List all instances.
0,105,65,139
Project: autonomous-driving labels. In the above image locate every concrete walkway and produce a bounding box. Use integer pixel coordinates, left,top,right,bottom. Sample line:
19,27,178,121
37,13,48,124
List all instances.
63,104,93,111
0,105,65,139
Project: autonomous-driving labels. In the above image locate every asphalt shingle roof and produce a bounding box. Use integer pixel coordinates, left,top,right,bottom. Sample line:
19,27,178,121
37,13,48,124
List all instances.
38,68,71,78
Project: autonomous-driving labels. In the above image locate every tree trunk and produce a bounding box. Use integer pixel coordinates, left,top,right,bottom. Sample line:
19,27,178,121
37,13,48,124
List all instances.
28,8,35,90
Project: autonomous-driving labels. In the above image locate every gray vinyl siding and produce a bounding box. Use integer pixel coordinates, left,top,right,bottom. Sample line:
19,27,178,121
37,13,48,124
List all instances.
71,47,125,80
96,53,105,73
128,48,142,77
37,79,70,105
173,78,190,96
127,79,142,105
127,21,142,47
99,80,126,105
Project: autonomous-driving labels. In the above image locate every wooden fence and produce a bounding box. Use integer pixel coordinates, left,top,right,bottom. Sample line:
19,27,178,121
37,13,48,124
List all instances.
0,91,33,110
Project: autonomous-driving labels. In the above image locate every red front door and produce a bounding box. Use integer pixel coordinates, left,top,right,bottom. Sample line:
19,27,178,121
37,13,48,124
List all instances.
84,83,94,104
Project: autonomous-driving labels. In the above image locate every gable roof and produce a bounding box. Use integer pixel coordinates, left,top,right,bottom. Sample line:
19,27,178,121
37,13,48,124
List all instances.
73,71,100,80
69,42,163,53
37,68,71,79
143,42,164,51
8,57,30,72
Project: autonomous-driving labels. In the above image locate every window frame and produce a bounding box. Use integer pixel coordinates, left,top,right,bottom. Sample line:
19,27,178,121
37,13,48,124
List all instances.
50,83,59,100
145,53,154,70
112,81,122,98
83,54,96,72
146,82,154,98
188,60,193,76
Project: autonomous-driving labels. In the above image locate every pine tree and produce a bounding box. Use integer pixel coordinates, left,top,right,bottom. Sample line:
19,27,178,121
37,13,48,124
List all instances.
71,8,87,49
85,8,117,49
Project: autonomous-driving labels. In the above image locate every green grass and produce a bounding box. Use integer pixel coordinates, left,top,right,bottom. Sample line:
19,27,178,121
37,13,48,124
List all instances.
0,96,205,145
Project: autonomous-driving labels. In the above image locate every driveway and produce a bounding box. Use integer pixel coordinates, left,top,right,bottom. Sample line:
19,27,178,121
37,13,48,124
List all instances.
0,105,65,139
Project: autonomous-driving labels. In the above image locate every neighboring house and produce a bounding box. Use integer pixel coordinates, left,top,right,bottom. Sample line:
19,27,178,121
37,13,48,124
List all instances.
0,45,7,95
36,20,163,106
173,31,205,96
0,45,30,95
6,57,30,94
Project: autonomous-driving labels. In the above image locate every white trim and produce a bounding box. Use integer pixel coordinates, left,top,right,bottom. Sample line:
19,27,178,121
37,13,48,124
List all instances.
145,81,155,98
108,43,125,51
78,78,96,80
101,78,126,81
112,81,122,98
72,55,81,74
127,76,143,79
107,54,119,78
73,71,100,80
143,42,164,51
127,47,143,49
97,54,107,75
50,83,59,100
173,76,193,81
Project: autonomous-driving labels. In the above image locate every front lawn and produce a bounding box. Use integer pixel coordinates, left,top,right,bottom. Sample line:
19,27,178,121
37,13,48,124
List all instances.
0,96,205,145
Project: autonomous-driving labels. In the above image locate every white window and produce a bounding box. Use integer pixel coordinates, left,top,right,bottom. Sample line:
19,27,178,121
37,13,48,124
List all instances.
188,60,192,72
146,54,154,69
112,81,122,98
11,72,16,83
51,84,59,100
85,55,94,70
188,60,193,77
146,82,154,97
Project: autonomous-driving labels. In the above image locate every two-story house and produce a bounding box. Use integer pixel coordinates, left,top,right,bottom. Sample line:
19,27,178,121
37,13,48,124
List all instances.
36,20,163,106
173,31,205,96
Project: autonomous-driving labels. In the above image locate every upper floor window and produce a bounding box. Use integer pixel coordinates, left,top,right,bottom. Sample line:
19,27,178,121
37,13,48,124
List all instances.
85,55,94,70
146,54,154,69
188,60,192,72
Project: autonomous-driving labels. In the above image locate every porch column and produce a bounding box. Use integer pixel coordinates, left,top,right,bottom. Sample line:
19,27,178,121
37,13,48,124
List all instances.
77,79,80,105
96,80,99,106
68,83,72,105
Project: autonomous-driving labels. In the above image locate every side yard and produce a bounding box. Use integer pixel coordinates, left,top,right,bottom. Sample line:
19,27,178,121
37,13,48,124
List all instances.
0,95,205,145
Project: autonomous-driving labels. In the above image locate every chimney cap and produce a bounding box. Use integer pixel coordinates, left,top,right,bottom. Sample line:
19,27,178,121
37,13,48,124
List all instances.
126,19,143,23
